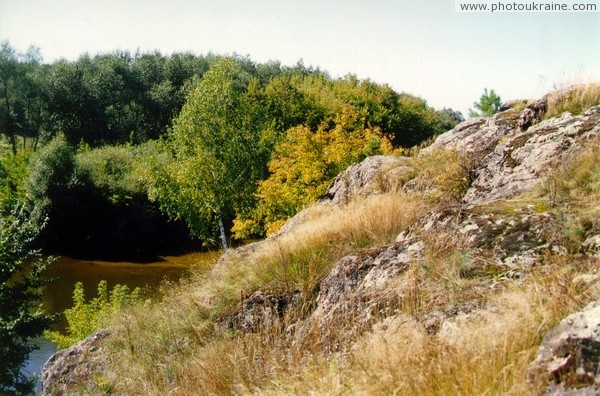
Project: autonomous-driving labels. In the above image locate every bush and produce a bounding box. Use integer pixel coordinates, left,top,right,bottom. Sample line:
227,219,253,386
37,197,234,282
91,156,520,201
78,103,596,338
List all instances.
45,280,142,349
76,144,146,205
0,149,32,215
0,204,52,394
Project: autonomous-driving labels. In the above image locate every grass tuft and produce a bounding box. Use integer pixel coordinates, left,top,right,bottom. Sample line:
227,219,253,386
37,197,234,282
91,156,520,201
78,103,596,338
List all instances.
545,82,600,119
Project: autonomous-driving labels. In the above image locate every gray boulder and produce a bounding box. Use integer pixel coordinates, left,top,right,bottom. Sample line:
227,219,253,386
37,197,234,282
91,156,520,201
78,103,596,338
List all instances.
464,106,600,204
324,155,411,205
422,108,521,159
41,329,111,396
529,300,600,395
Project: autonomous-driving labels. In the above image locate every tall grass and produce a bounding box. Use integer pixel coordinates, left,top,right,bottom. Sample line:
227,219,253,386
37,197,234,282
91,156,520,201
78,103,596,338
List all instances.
264,256,597,395
544,83,600,119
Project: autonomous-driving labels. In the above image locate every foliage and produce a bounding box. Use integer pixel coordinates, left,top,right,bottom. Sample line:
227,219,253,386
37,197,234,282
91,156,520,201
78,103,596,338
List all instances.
0,204,52,395
0,148,31,214
25,134,75,227
76,144,146,205
469,88,502,117
45,280,141,349
146,57,270,247
0,41,47,154
233,107,395,237
437,107,465,132
24,136,189,258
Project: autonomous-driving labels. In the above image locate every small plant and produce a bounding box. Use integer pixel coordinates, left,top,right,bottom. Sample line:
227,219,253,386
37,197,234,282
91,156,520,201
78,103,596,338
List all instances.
45,280,142,348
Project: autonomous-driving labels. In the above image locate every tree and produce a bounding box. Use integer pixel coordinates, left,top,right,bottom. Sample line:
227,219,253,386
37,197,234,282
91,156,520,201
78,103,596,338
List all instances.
147,57,269,249
469,88,502,117
0,41,22,155
233,106,394,237
0,204,52,394
437,107,465,132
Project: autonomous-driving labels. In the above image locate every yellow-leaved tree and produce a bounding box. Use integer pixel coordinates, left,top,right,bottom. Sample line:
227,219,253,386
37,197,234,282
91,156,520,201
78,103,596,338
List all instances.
233,106,395,237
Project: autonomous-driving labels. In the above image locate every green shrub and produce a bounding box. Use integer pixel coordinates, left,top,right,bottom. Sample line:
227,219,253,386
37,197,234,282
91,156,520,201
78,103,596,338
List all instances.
75,144,146,205
45,280,142,348
0,204,53,394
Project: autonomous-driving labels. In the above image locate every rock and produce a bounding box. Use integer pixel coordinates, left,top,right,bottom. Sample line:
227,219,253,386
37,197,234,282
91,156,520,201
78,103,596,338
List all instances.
41,329,111,396
399,204,564,268
219,284,301,333
500,99,531,112
581,235,600,257
422,108,521,159
324,155,411,205
519,95,548,130
529,300,600,394
464,106,600,204
311,239,424,351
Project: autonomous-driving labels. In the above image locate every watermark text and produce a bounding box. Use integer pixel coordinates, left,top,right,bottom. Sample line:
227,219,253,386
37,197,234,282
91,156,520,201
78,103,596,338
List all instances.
456,0,599,12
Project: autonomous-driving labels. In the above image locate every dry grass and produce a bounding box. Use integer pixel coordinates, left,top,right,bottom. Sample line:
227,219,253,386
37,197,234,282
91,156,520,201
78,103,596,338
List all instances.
92,190,429,394
405,148,477,203
545,82,600,119
264,256,598,396
538,139,600,252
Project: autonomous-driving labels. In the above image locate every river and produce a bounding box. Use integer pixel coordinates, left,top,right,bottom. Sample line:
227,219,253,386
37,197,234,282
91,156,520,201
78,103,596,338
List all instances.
23,250,221,393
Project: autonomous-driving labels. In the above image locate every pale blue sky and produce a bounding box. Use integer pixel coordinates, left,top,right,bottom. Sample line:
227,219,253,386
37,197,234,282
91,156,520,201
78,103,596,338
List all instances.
1,0,599,114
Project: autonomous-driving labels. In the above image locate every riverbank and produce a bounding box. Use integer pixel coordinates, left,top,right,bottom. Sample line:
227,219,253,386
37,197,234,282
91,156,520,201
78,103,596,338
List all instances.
42,97,600,394
24,250,220,393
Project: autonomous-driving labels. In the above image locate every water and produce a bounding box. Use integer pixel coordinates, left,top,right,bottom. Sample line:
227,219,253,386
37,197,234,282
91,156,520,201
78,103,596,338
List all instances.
23,250,220,393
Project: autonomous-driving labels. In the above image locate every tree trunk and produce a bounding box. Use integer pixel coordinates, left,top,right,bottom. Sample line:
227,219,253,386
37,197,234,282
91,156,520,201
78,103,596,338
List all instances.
218,217,229,250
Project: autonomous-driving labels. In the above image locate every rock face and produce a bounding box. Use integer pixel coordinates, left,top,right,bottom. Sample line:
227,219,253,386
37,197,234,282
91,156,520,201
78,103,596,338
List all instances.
463,106,600,204
519,95,548,130
220,284,301,333
424,103,600,205
422,108,521,158
41,329,111,396
324,155,410,205
311,240,424,350
529,301,600,395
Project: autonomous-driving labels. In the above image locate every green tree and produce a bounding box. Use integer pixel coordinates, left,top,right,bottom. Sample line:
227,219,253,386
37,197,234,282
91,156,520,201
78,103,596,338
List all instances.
147,57,269,249
437,107,465,132
0,204,52,394
0,41,33,155
469,88,502,117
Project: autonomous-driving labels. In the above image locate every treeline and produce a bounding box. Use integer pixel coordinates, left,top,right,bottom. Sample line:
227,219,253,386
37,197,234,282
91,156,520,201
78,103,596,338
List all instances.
0,41,464,255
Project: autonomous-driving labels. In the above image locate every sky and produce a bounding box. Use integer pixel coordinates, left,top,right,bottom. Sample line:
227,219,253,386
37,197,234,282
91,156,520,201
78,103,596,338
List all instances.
1,0,599,115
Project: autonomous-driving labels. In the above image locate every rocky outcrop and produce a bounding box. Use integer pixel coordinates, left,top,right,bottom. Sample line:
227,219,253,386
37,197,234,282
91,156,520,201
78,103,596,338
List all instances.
220,283,301,333
311,240,424,350
463,106,600,204
402,204,565,266
519,95,548,130
41,329,111,396
324,155,411,205
422,107,521,158
529,300,600,395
